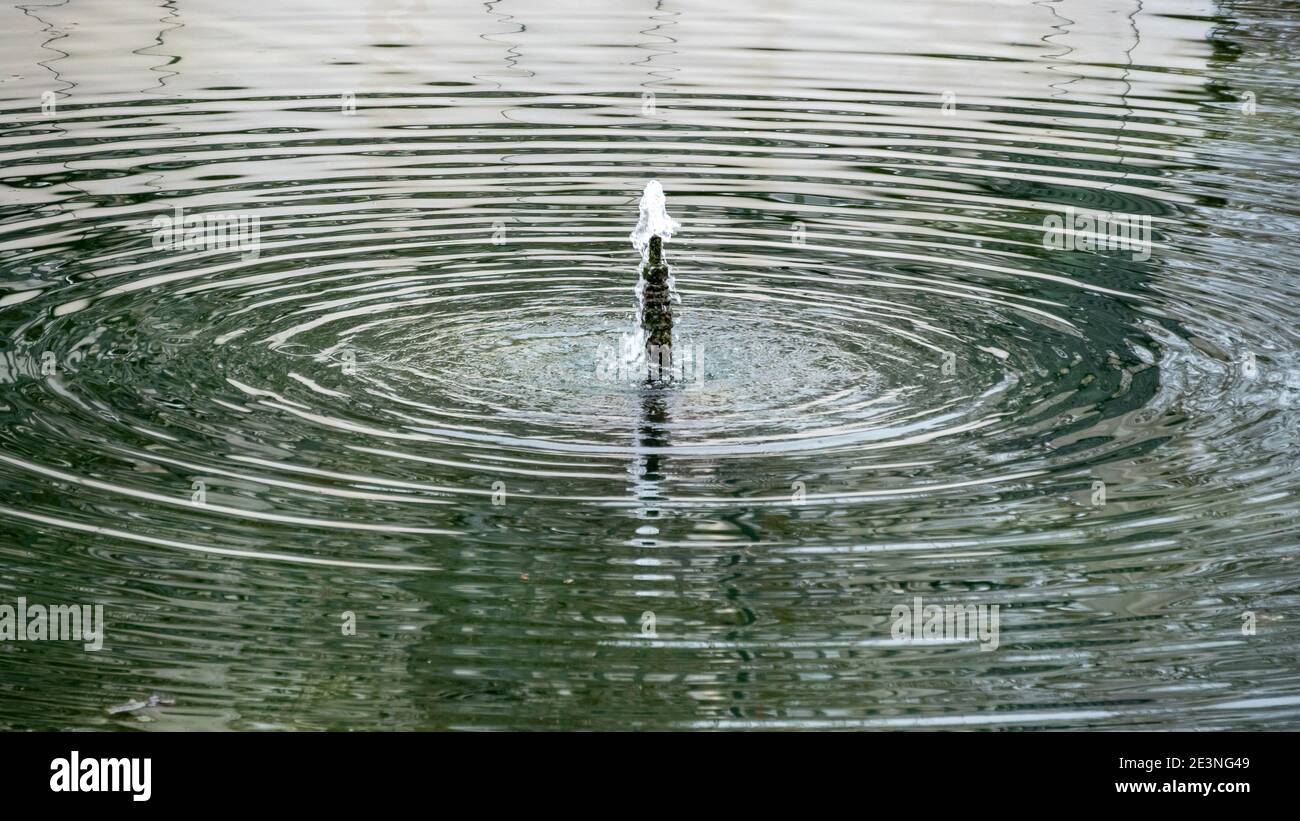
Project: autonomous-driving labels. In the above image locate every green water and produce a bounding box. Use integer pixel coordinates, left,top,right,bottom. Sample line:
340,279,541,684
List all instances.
0,0,1298,730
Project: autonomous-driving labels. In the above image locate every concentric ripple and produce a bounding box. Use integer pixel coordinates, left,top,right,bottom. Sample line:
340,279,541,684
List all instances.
1,0,1298,730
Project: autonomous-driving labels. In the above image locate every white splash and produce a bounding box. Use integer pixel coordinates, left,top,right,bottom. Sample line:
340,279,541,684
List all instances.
629,180,680,262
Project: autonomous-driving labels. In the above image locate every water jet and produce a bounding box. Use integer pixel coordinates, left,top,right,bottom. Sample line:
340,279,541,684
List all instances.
631,181,680,383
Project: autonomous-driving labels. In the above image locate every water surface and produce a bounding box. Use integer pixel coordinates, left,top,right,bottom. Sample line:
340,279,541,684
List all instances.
1,0,1298,730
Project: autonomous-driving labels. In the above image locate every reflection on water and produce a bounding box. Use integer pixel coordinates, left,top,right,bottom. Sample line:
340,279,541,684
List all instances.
0,0,1298,730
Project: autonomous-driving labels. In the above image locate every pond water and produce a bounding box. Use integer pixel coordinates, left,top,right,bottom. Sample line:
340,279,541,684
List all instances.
0,0,1297,730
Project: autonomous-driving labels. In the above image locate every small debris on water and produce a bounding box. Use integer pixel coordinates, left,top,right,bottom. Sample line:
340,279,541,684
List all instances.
107,693,175,715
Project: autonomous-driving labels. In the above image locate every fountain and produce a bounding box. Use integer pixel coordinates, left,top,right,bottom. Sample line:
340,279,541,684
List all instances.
631,181,680,383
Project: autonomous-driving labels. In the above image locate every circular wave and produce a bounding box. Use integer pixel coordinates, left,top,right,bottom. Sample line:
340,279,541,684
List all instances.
1,0,1297,730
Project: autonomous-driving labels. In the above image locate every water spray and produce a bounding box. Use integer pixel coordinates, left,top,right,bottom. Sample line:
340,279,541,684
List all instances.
641,234,673,376
631,181,680,383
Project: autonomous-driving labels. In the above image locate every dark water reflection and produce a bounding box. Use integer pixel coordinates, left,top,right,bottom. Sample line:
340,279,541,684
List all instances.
0,0,1297,730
